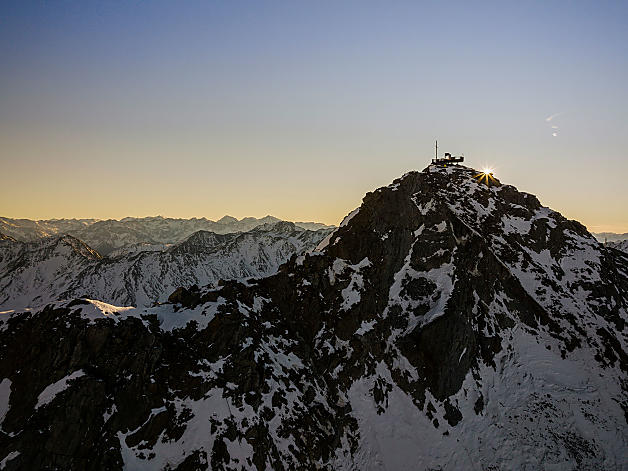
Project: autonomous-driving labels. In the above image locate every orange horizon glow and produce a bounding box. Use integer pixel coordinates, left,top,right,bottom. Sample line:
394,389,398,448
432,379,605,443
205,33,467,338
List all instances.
1,3,627,233
2,160,627,233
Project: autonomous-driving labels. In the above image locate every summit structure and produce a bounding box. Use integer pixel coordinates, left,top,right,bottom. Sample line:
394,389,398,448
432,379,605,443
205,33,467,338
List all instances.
1,165,627,470
431,140,464,166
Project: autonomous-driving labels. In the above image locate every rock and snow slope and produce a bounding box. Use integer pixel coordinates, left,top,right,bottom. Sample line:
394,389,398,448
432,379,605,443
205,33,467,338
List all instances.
0,165,627,470
0,222,331,309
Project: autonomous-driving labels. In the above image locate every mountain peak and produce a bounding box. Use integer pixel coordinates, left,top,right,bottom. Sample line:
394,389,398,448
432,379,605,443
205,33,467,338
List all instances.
313,164,592,263
252,220,299,233
216,215,239,224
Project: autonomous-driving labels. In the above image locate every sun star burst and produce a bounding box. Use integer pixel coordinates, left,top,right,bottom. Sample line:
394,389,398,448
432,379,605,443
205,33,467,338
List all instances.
473,169,497,187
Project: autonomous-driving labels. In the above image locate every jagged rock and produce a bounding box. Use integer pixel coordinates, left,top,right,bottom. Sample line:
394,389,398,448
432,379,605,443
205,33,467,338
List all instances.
168,286,201,308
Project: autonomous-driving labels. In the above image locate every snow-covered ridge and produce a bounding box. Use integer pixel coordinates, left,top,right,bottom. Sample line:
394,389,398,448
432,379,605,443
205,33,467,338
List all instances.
0,223,332,310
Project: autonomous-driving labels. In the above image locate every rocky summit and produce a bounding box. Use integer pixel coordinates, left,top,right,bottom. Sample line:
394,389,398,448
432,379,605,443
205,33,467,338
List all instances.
1,165,627,470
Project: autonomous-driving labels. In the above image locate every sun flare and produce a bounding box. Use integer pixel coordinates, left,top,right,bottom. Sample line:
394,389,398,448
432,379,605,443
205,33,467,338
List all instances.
473,168,497,187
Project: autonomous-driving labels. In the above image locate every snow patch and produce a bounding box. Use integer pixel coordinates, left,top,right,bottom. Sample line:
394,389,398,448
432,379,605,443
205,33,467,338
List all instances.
36,370,85,409
314,231,335,252
152,298,226,332
501,215,532,235
334,258,372,311
103,403,117,424
340,208,360,228
0,451,19,470
0,378,11,426
75,299,135,324
355,320,375,336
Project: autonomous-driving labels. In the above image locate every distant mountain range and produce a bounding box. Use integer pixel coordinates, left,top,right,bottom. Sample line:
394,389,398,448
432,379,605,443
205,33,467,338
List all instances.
592,233,628,254
0,221,332,310
0,216,334,255
593,232,628,243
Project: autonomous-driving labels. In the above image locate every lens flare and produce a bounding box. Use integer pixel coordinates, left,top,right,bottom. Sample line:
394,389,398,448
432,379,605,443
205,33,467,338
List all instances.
473,168,497,187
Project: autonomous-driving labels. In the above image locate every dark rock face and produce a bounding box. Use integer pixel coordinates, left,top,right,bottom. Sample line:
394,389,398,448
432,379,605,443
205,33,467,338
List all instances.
1,165,626,470
167,285,202,308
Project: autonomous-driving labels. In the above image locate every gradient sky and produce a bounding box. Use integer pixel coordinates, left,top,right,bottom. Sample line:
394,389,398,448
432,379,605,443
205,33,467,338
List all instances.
1,1,627,231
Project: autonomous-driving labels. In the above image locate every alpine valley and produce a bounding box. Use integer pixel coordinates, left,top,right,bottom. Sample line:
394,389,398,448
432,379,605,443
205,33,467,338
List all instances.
1,165,627,470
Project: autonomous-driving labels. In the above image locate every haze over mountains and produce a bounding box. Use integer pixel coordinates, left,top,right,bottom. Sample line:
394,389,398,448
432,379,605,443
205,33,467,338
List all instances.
594,232,628,243
0,216,333,256
1,164,626,470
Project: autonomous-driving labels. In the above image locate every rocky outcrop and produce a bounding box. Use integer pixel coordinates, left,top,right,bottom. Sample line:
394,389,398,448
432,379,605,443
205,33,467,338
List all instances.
1,165,626,470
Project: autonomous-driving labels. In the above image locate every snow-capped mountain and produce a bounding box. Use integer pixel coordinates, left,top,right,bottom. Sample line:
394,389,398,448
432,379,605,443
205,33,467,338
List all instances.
0,216,334,255
0,218,96,242
1,165,626,470
0,222,331,309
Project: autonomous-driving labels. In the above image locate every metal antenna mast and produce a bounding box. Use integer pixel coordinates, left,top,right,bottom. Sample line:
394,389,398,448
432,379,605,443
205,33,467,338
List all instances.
435,140,438,159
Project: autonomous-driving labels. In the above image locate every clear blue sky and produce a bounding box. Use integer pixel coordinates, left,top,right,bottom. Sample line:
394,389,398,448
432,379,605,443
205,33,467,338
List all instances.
1,1,627,231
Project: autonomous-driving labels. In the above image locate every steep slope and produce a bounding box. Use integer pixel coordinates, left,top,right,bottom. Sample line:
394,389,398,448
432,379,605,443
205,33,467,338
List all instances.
0,235,102,310
0,216,335,254
73,222,329,307
0,223,331,309
0,165,626,470
71,219,162,255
